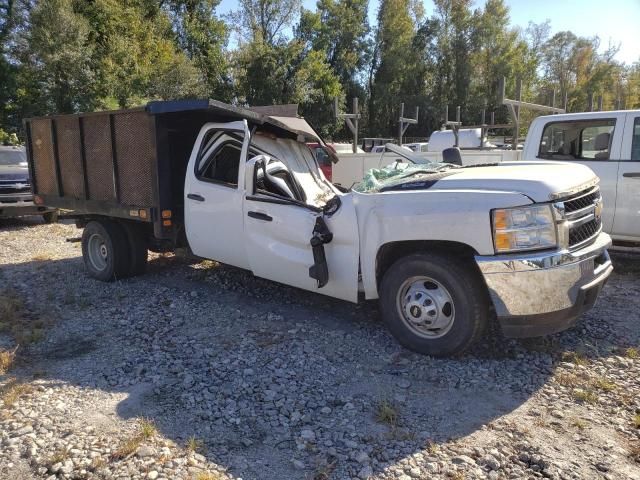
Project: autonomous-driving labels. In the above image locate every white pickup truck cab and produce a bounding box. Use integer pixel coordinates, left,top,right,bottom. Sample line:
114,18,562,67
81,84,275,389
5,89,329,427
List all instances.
184,120,612,356
26,102,613,356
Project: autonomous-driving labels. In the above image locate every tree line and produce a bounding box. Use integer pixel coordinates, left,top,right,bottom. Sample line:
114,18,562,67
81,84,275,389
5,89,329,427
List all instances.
1,0,639,142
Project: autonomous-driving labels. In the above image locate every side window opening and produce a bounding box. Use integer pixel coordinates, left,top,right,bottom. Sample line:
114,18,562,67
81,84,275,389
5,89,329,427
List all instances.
632,118,640,161
197,142,241,186
314,147,331,166
580,125,613,159
538,119,615,161
253,157,306,203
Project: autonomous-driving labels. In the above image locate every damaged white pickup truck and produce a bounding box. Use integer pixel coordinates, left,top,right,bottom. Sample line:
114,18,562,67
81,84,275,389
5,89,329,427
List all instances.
25,101,612,356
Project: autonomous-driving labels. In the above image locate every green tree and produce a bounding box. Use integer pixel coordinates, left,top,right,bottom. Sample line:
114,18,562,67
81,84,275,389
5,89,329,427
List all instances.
232,0,342,135
234,39,342,136
369,0,419,135
75,0,206,108
0,0,21,132
13,0,95,116
163,0,231,100
232,0,301,45
298,0,370,100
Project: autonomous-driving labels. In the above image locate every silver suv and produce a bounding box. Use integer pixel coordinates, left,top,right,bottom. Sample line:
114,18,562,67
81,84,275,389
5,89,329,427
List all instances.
0,146,57,222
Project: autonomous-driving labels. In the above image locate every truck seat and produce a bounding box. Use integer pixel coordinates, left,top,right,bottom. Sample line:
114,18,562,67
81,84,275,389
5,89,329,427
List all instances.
593,132,610,160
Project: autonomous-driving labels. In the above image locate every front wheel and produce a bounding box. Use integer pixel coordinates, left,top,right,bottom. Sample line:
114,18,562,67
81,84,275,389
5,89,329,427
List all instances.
379,252,489,356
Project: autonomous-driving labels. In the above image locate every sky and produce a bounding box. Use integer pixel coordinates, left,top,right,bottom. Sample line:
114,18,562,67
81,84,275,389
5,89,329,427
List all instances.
217,0,640,65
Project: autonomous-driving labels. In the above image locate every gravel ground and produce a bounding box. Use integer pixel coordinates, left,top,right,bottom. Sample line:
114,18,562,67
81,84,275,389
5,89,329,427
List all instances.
0,217,639,480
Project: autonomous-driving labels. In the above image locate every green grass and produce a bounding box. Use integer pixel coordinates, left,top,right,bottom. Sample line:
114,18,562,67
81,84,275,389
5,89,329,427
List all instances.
573,388,598,404
47,447,70,467
186,436,204,453
0,347,17,374
111,435,143,461
571,418,588,430
592,377,616,392
375,399,398,427
1,379,34,409
625,347,638,359
195,472,225,480
139,418,157,440
562,350,588,366
0,290,50,345
110,419,157,461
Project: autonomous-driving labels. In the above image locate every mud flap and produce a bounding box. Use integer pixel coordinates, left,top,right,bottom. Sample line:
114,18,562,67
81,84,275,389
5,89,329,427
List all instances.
308,215,333,288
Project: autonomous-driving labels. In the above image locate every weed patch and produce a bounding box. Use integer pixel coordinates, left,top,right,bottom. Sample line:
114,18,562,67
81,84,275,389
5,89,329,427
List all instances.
1,379,34,408
111,435,143,461
592,377,616,392
0,289,51,345
139,418,157,440
375,399,398,427
572,388,598,404
0,346,17,374
47,447,70,467
571,418,588,430
195,472,225,480
110,419,158,461
186,436,204,453
561,350,588,366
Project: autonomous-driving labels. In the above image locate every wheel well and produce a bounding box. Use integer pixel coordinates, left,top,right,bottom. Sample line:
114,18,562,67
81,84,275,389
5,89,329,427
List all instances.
376,240,479,286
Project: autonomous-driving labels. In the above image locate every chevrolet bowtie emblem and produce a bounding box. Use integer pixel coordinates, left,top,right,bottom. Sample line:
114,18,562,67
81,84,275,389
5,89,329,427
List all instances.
594,199,603,221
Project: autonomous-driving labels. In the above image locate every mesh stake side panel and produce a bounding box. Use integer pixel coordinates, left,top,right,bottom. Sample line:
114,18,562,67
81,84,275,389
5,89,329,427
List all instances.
30,119,57,195
54,116,84,199
82,115,115,201
113,112,155,206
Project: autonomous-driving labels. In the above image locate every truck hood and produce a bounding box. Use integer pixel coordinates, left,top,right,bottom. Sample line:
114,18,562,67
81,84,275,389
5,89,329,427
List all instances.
362,161,598,202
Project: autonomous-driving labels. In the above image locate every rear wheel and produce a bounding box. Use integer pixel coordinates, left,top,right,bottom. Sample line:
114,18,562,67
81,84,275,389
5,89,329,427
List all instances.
81,220,130,281
379,252,489,356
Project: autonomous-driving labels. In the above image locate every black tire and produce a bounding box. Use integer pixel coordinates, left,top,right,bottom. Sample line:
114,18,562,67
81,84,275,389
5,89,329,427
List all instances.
379,252,489,357
81,220,130,281
120,222,148,277
42,211,58,224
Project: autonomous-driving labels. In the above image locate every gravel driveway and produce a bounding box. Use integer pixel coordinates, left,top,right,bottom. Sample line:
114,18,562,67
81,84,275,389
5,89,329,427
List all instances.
1,218,639,480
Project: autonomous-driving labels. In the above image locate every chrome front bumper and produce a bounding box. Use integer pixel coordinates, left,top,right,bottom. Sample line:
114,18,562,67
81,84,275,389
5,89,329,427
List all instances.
475,232,613,337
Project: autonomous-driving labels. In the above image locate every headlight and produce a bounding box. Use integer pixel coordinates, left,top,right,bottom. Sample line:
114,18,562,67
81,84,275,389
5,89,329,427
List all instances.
492,205,557,253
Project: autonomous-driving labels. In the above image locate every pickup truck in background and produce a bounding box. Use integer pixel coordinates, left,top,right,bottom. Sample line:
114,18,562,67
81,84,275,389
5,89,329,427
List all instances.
0,145,57,222
524,110,640,246
25,100,612,356
333,110,640,246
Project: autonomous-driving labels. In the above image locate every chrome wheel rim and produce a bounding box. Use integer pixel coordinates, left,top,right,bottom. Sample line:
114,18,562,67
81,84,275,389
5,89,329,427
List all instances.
396,276,455,339
87,233,108,271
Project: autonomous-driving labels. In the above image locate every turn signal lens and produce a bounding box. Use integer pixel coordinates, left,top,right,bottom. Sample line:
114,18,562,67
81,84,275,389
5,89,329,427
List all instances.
493,210,508,230
161,210,172,219
162,219,172,227
494,231,512,251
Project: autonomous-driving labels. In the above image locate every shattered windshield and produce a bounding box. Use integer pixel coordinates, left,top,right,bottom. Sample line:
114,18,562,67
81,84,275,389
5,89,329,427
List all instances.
353,161,458,193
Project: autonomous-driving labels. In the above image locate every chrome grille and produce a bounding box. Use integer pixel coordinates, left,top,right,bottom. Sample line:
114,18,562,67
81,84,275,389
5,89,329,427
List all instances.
564,189,600,214
559,186,602,249
0,180,31,194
